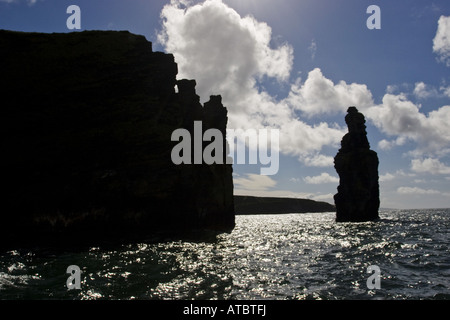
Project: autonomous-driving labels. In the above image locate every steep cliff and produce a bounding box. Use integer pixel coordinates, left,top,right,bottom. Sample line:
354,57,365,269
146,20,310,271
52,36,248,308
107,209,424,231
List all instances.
0,30,235,248
334,107,380,222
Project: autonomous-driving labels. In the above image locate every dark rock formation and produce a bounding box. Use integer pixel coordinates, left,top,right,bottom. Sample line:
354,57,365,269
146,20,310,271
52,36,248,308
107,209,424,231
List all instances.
0,30,234,249
234,196,335,215
334,107,380,222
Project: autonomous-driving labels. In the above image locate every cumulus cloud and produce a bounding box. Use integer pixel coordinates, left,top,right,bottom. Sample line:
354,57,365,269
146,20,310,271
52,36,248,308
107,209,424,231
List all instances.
158,0,450,172
441,85,450,98
287,68,374,117
413,82,439,99
413,82,450,99
433,16,450,67
158,0,293,93
379,172,395,182
300,153,335,167
365,93,450,155
366,94,426,138
158,0,346,164
378,136,407,151
411,158,450,175
303,172,339,185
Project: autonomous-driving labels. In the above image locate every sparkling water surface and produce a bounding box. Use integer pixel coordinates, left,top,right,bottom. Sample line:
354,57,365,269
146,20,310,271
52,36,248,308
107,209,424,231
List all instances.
0,209,449,300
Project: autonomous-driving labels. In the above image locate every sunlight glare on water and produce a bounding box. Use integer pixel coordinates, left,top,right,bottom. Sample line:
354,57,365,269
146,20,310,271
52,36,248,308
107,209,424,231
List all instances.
0,209,449,300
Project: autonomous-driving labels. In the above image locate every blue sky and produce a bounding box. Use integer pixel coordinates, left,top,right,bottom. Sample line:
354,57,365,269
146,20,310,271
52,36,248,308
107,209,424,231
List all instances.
1,0,450,209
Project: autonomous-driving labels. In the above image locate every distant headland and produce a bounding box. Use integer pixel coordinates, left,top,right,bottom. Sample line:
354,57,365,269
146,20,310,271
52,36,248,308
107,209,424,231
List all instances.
234,196,335,215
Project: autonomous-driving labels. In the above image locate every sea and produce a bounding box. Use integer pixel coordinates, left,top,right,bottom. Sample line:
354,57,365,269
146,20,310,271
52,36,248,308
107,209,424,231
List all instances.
0,209,449,300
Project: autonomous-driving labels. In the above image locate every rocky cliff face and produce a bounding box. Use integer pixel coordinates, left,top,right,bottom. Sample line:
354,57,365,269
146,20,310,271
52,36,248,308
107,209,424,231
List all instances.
0,30,235,248
334,107,380,222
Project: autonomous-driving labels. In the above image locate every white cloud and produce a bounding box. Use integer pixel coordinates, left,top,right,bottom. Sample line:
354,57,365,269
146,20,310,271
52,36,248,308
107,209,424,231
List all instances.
366,16,450,157
159,0,293,91
385,85,399,94
413,82,450,99
377,139,391,150
379,172,395,182
413,82,439,99
304,172,339,185
233,171,335,203
287,68,374,117
411,158,450,175
277,119,344,161
366,93,426,138
0,0,38,4
378,136,407,150
311,193,335,203
233,173,277,191
308,39,317,60
433,15,450,67
233,174,316,199
158,0,450,170
300,153,335,167
397,187,441,195
158,0,346,165
395,169,417,178
366,93,450,155
441,85,450,98
233,188,321,200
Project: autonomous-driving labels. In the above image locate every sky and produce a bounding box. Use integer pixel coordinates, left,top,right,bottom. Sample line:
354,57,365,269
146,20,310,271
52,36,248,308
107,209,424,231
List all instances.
1,0,450,209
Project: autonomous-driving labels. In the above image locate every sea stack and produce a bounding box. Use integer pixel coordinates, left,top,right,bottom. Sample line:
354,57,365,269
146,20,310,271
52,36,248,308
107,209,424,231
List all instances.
334,107,380,222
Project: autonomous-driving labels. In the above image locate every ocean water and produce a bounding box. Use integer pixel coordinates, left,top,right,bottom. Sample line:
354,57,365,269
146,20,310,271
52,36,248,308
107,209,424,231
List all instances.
0,209,449,300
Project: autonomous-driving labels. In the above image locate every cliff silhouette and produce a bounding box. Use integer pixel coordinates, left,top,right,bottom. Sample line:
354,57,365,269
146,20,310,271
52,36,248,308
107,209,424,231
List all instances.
0,30,234,249
234,196,335,215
